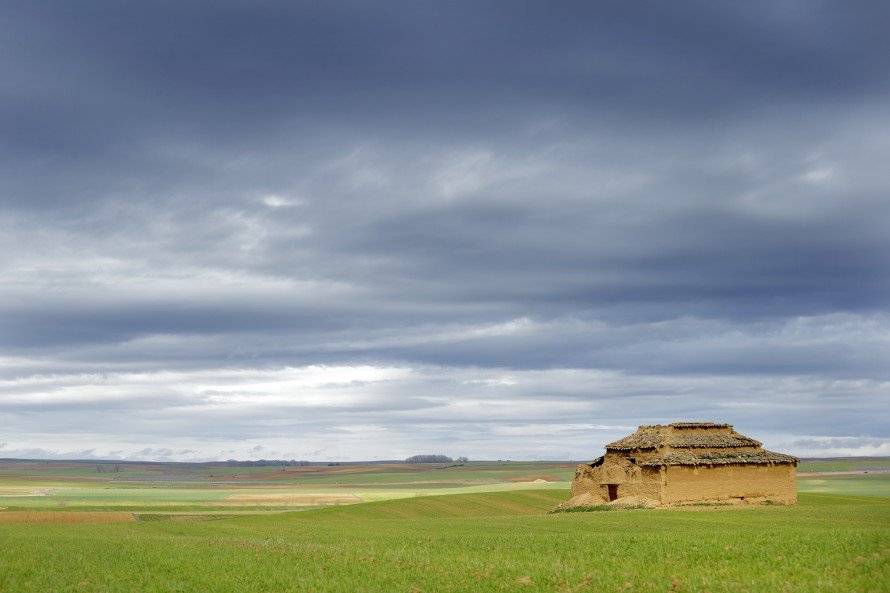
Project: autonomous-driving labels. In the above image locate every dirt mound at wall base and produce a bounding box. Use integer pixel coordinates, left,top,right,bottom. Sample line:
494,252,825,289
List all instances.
551,492,603,511
605,495,658,509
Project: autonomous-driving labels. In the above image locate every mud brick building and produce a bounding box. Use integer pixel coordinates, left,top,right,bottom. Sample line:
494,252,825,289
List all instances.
566,422,798,507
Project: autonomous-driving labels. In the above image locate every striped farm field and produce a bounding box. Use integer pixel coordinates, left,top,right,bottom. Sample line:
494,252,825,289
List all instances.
1,459,887,516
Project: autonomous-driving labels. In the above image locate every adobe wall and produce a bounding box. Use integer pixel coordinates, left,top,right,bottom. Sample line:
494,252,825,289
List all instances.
662,464,797,504
571,459,664,504
571,464,607,502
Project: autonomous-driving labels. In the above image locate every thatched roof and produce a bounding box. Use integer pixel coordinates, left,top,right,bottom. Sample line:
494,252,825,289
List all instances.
641,450,798,467
637,422,732,430
669,433,760,448
668,422,731,429
605,432,761,450
605,433,663,450
605,422,761,451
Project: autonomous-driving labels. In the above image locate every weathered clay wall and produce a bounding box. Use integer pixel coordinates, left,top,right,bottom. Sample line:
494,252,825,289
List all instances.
610,466,663,502
571,464,609,503
571,458,664,504
662,464,796,504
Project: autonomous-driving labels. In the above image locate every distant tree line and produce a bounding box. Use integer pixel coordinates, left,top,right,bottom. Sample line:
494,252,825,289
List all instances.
96,465,122,473
224,459,313,467
406,455,452,463
405,455,469,463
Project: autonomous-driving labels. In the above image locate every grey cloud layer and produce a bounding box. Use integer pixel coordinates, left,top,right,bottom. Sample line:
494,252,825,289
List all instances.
1,1,888,459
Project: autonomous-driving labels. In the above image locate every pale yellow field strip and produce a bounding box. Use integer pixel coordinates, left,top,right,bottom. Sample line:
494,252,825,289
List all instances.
0,511,136,523
216,493,362,506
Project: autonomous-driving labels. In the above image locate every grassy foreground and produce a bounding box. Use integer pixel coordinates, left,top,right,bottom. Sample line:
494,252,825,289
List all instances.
0,491,887,593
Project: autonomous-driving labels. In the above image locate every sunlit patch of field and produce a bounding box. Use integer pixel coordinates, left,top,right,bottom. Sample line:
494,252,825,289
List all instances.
0,486,54,497
797,474,890,497
0,511,135,523
216,493,361,506
504,474,561,482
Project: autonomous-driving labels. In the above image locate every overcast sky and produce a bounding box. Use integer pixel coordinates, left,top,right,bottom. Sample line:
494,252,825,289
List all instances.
1,1,888,462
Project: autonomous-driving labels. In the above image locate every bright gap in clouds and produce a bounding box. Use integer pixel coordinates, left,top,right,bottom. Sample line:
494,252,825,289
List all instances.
1,358,887,461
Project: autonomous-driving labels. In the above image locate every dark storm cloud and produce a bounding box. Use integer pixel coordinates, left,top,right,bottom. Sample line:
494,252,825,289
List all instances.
3,0,889,206
1,1,888,459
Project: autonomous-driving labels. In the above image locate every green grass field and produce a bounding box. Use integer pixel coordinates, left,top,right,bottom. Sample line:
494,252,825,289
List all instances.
0,491,887,592
1,459,888,591
798,475,890,498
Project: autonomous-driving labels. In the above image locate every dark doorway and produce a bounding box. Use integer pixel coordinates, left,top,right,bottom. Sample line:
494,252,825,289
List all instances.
607,484,618,501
